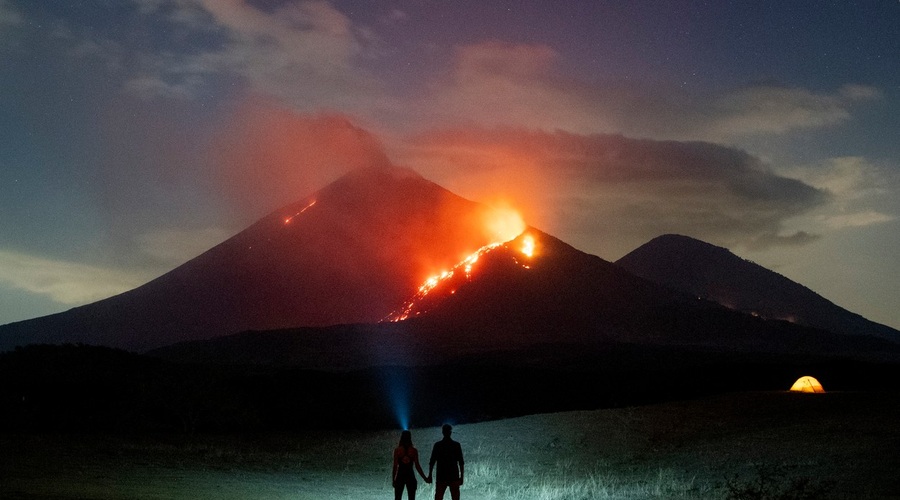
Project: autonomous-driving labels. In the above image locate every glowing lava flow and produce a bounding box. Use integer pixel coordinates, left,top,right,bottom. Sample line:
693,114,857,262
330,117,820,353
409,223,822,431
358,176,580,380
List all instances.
385,233,535,322
283,200,317,225
521,234,535,257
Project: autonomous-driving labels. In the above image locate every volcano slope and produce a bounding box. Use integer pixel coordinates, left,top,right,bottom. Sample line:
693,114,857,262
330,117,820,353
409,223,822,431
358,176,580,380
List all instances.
616,234,899,341
0,166,525,352
151,229,900,371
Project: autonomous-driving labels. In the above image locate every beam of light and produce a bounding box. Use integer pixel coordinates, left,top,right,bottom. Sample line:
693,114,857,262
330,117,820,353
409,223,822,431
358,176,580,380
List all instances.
382,367,412,430
283,199,317,225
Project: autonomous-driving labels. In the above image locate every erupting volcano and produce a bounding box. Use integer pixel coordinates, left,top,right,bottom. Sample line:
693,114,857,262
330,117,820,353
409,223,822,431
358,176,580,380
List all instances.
0,167,537,352
3,166,897,359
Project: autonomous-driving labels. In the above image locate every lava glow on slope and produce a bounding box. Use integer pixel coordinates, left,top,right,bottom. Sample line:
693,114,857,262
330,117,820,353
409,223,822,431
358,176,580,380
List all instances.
484,205,527,242
521,234,535,257
385,229,536,322
283,199,317,225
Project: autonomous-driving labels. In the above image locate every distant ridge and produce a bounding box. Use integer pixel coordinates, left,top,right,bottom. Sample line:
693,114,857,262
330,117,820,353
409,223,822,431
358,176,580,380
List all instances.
616,234,898,341
150,229,900,369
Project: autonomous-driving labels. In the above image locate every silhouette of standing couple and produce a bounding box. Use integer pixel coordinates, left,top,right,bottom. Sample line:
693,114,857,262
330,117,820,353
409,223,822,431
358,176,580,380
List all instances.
392,424,465,500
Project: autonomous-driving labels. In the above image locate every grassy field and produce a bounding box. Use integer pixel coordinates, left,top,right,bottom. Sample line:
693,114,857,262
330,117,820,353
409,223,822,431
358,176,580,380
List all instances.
2,390,899,499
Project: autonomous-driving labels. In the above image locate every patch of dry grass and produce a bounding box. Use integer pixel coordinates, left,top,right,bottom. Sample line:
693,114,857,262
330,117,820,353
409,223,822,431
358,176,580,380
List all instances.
2,391,898,499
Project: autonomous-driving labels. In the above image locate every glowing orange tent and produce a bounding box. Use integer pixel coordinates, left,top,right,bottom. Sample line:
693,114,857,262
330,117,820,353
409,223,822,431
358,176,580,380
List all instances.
789,376,825,393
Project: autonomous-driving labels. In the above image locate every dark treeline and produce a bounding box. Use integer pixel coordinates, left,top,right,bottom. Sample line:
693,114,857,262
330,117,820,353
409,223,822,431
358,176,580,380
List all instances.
2,343,899,433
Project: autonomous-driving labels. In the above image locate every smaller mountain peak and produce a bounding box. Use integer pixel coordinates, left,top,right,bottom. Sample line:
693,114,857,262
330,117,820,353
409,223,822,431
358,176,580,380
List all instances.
617,234,739,276
646,233,720,248
634,234,735,259
618,233,900,340
649,233,698,243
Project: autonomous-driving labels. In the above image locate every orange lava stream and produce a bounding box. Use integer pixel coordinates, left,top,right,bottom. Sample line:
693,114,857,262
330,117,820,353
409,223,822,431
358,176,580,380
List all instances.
386,232,535,322
521,234,535,257
386,242,502,322
283,200,317,225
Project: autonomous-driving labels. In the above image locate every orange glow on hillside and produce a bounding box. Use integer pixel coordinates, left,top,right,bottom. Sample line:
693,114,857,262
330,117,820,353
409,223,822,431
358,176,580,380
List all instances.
521,234,535,257
386,230,538,323
283,199,317,225
482,205,526,243
387,241,503,322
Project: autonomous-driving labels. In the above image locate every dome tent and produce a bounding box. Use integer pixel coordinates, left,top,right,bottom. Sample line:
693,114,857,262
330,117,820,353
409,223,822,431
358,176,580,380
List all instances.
789,376,825,393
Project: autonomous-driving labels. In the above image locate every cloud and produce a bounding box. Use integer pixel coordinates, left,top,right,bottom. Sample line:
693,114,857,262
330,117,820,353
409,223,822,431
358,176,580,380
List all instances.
0,250,148,306
28,10,881,145
135,226,234,266
0,0,23,53
401,127,828,256
123,75,202,100
209,98,392,217
697,84,882,140
416,41,605,133
746,231,820,250
416,42,881,143
822,211,895,229
0,0,22,26
120,0,384,109
383,8,408,23
195,0,358,72
790,156,892,203
785,156,898,231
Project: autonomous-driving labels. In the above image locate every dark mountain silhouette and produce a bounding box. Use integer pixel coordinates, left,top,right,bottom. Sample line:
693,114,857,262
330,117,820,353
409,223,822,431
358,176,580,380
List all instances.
150,230,900,370
0,166,523,352
4,170,896,360
615,234,899,341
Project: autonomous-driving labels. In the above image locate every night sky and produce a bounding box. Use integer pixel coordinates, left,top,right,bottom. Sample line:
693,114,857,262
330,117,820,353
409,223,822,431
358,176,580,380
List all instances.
1,1,898,330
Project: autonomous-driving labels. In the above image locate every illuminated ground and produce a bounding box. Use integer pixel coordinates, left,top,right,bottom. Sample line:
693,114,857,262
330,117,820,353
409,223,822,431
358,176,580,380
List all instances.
2,391,898,499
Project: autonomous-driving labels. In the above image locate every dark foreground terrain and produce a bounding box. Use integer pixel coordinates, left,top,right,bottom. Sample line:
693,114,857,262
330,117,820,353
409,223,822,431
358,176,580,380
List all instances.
3,343,900,433
2,344,900,498
2,390,899,499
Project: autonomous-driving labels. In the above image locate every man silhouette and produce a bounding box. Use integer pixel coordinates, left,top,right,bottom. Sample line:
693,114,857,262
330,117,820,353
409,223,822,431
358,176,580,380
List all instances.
428,424,465,500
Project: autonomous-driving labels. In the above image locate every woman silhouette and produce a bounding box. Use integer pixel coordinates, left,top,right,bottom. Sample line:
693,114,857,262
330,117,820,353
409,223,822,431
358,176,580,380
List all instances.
392,430,429,500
